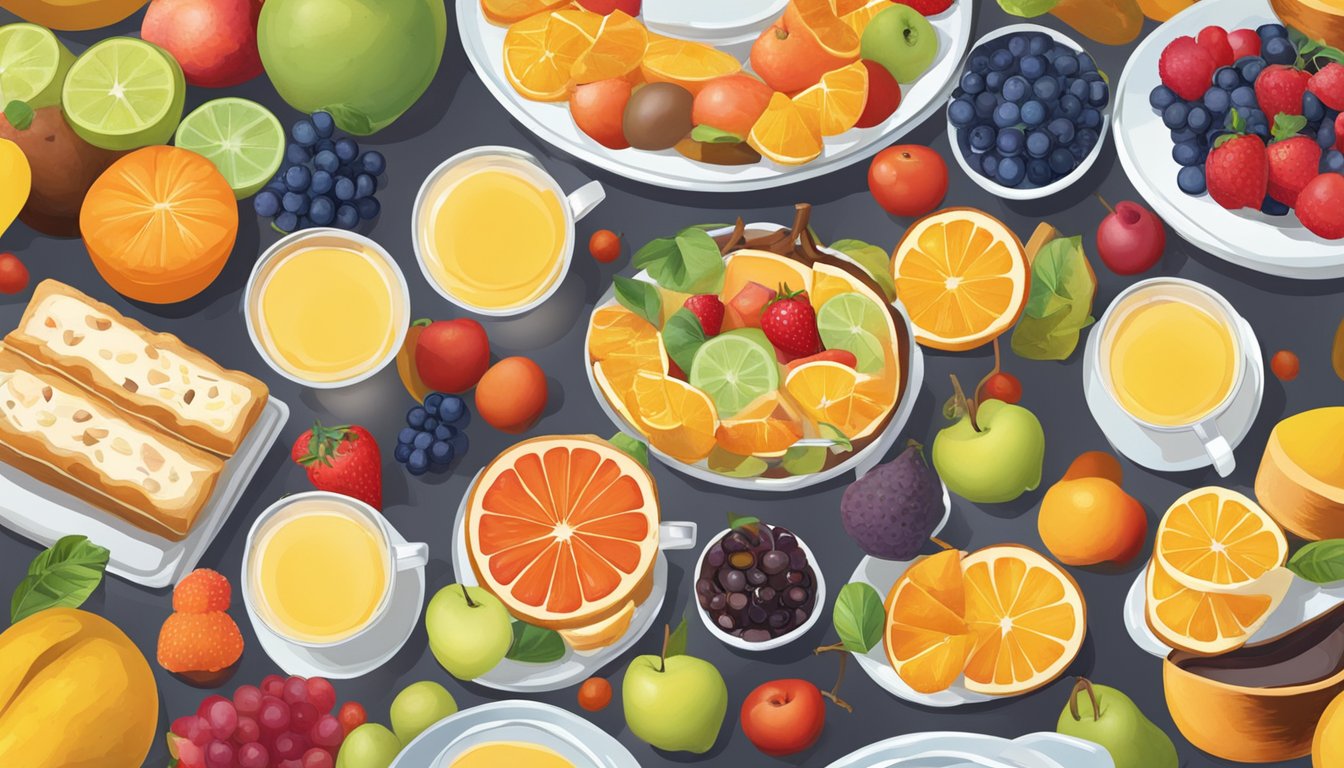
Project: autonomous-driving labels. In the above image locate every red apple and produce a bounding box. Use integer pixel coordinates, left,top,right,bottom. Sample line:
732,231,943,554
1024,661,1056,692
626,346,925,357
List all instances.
1096,200,1166,275
750,15,847,94
141,0,263,88
740,679,825,757
576,0,640,14
692,74,773,139
416,319,492,393
571,78,634,149
856,59,902,128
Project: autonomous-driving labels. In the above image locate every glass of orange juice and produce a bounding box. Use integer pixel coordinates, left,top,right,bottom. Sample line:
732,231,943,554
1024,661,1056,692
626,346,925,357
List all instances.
412,147,605,316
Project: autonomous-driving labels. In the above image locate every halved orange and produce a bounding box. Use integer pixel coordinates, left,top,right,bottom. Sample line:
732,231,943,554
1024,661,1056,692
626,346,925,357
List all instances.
503,10,602,101
570,10,648,84
1144,556,1290,656
630,371,718,462
891,208,1029,351
783,360,894,441
748,92,824,166
786,0,862,59
794,61,869,136
714,391,804,457
465,435,661,630
482,0,569,24
1154,487,1289,594
587,305,668,393
884,549,974,694
961,544,1086,696
640,37,741,94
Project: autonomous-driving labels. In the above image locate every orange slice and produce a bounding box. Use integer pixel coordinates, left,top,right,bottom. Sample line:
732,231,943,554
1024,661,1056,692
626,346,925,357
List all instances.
891,208,1029,351
587,305,668,393
787,0,861,59
961,544,1086,696
783,360,894,441
714,391,804,457
465,435,661,630
832,0,892,35
884,550,974,694
640,37,741,94
748,92,824,166
1154,487,1289,594
482,0,569,24
1144,556,1289,656
503,10,602,101
630,371,718,462
571,10,648,84
794,61,869,136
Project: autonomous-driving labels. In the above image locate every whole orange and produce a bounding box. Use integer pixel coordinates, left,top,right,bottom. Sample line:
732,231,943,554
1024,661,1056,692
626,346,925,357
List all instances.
475,356,548,433
1061,450,1123,486
1037,477,1147,566
868,144,948,218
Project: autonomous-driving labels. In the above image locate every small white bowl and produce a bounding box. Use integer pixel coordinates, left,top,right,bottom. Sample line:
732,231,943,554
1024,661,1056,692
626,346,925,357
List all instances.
693,526,826,652
641,0,788,48
947,23,1113,201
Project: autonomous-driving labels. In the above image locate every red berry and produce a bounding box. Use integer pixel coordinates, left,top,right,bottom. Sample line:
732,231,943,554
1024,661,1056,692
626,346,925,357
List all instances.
1271,350,1300,381
1256,65,1311,121
1206,133,1268,211
302,748,335,768
1267,135,1321,207
1310,62,1344,111
1196,26,1234,68
0,253,28,295
683,294,724,336
578,677,613,711
1227,28,1261,60
337,701,366,734
261,674,285,698
234,685,263,716
173,568,232,613
305,677,337,714
589,229,622,263
282,676,309,705
760,286,822,357
1296,173,1344,239
983,372,1022,404
1159,36,1216,101
310,714,345,748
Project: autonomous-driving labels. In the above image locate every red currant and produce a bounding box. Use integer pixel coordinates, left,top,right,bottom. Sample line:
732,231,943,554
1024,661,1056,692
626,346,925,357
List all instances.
589,230,622,263
1271,350,1300,381
337,701,367,734
982,372,1023,404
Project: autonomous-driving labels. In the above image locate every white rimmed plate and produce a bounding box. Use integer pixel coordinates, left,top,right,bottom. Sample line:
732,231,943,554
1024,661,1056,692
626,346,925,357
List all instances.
823,731,1114,768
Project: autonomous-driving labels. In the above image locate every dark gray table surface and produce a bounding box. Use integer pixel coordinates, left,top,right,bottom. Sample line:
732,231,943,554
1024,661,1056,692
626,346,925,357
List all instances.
0,2,1332,766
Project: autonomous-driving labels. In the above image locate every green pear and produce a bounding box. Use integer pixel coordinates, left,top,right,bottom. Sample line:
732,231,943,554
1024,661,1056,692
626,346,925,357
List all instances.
335,723,401,768
1056,679,1178,768
623,653,727,753
390,680,458,746
425,584,513,680
932,397,1044,503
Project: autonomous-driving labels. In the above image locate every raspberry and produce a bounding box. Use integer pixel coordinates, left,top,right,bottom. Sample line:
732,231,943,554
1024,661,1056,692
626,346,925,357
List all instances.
157,611,245,673
1159,36,1217,101
173,568,232,613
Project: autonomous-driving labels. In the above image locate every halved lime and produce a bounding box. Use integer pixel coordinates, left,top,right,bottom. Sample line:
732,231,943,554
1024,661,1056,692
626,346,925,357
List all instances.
0,23,74,110
817,292,889,373
689,329,780,419
61,37,185,151
175,98,285,199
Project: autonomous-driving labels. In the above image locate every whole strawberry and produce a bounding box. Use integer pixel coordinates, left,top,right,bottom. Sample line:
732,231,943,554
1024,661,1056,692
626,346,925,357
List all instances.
683,294,724,336
1196,26,1234,68
1310,62,1344,110
761,284,822,358
1296,173,1344,239
1255,64,1311,121
1206,109,1269,210
1159,36,1216,101
1267,114,1322,206
292,422,383,509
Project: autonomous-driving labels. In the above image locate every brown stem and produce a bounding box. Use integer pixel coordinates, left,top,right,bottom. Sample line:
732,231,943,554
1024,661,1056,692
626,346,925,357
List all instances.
720,217,746,255
930,537,955,552
949,374,980,433
1068,677,1100,722
1096,194,1115,215
821,653,854,713
789,203,812,240
814,642,846,654
973,338,1003,407
659,624,670,674
460,583,476,608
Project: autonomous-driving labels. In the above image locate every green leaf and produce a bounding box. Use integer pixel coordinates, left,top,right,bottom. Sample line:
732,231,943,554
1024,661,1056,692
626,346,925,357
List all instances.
781,446,826,475
4,100,33,131
507,621,566,664
663,308,707,374
1272,112,1309,142
690,125,744,144
609,433,649,468
11,536,109,624
818,422,854,452
727,511,761,532
613,275,662,327
666,616,689,658
833,582,884,653
996,0,1059,18
1288,540,1344,584
707,446,769,478
1010,235,1096,361
829,239,898,301
635,228,725,293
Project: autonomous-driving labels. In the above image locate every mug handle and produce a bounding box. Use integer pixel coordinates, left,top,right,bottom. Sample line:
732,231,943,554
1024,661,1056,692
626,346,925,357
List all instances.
1193,419,1235,477
392,542,430,571
567,181,606,222
659,521,698,551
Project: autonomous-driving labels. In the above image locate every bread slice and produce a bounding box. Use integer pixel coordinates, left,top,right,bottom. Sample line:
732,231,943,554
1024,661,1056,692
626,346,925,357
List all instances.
5,281,268,456
0,348,223,540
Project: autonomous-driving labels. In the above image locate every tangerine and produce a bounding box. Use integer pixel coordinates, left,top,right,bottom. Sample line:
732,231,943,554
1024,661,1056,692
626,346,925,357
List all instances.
475,357,549,434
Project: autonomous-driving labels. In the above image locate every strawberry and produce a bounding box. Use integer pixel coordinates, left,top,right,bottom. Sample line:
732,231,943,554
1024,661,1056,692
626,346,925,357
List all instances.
1206,109,1269,210
760,284,822,357
173,569,231,613
157,611,244,673
1159,36,1216,101
1296,173,1344,239
1266,114,1322,206
683,294,724,336
1196,26,1234,68
292,422,382,509
1309,62,1344,110
1227,28,1261,60
1255,64,1311,120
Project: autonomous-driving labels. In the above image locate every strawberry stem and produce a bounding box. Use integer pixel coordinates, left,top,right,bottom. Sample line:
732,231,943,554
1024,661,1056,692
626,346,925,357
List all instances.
296,422,354,468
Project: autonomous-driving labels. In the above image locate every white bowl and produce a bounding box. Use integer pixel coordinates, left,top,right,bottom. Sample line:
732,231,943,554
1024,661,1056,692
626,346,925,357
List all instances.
641,0,788,47
947,23,1113,201
692,526,826,652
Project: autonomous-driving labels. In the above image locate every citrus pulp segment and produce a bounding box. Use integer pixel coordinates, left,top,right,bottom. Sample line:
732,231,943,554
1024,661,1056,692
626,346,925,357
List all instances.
1154,487,1289,594
481,0,570,24
831,0,893,35
639,37,740,93
783,360,894,441
817,292,889,373
714,391,804,457
174,98,285,199
883,550,974,694
688,329,781,419
631,371,718,462
61,37,185,151
587,305,668,394
0,23,73,109
503,10,601,101
793,61,869,137
1143,557,1288,656
788,0,862,59
570,10,647,84
748,92,824,166
465,435,661,630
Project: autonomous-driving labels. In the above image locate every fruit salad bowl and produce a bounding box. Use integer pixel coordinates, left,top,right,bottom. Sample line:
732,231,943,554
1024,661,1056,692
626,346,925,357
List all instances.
584,220,924,492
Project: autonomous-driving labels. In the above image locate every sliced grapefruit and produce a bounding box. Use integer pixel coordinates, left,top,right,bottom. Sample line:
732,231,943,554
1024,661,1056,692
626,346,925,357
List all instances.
884,549,974,694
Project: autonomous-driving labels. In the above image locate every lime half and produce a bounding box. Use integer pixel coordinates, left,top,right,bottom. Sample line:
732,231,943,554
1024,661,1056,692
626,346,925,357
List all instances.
689,329,780,418
61,37,185,151
817,292,889,373
0,23,74,110
175,98,285,199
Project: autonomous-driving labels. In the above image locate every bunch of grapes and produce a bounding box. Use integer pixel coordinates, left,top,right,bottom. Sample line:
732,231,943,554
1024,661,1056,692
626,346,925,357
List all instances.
253,112,387,234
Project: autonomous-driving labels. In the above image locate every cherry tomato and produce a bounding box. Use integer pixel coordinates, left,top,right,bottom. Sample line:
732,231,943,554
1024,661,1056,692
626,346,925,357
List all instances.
868,145,948,218
589,230,622,263
982,372,1023,404
577,677,613,712
0,253,29,295
337,701,366,734
1271,350,1300,381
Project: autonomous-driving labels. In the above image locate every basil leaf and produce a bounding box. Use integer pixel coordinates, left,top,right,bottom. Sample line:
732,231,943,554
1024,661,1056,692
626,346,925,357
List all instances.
1010,236,1096,361
781,446,826,475
1288,540,1344,584
633,236,681,271
636,228,725,293
663,308,707,374
613,275,662,327
727,511,761,532
833,582,884,654
997,0,1059,17
666,616,689,658
11,535,110,624
609,433,649,468
707,446,769,478
691,125,744,144
829,239,898,302
507,621,566,664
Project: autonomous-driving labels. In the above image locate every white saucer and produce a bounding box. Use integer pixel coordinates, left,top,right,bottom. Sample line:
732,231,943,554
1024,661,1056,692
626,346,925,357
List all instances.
246,526,426,679
824,732,1114,768
1081,315,1263,474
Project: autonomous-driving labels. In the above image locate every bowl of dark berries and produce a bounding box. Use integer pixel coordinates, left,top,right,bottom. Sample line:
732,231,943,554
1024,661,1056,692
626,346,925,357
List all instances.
694,517,825,651
947,24,1112,200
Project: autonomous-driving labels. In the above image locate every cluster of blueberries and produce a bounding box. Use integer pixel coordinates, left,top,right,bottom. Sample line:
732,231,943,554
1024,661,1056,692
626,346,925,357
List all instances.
253,111,388,233
395,393,469,476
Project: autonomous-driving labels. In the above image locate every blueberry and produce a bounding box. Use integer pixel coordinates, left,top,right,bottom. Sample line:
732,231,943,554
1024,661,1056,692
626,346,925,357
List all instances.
1261,195,1290,216
285,144,310,165
1214,66,1242,90
398,427,419,446
311,111,335,138
1088,79,1109,107
986,71,1006,93
1159,101,1188,130
1305,91,1326,123
1076,127,1099,151
1020,99,1047,126
314,150,339,174
1008,35,1028,57
1026,130,1053,157
969,124,996,151
1150,84,1177,110
392,443,412,464
291,119,317,146
949,98,976,127
335,137,359,163
282,192,309,215
265,179,286,195
1322,149,1344,173
336,204,360,230
1059,93,1083,119
1171,127,1198,143
1002,75,1030,103
407,406,428,428
253,190,281,218
311,170,334,196
310,196,335,226
315,138,335,154
974,91,997,119
425,393,445,410
274,211,298,232
429,439,454,467
334,176,356,201
1257,23,1288,40
1028,33,1051,56
1187,105,1211,132
1053,53,1080,77
964,151,983,175
1320,121,1337,149
961,71,985,94
1250,121,1270,139
990,48,1015,71
1067,77,1089,101
981,153,999,178
1173,140,1204,166
996,155,1026,187
357,197,380,220
1048,147,1075,175
1177,165,1206,195
1236,56,1266,85
1203,87,1230,114
412,431,433,451
993,102,1020,128
283,165,309,192
997,127,1025,156
1264,36,1295,65
1046,116,1075,145
407,449,429,476
1035,76,1062,102
360,151,387,177
970,54,990,74
1080,70,1104,84
1079,107,1101,129
355,174,376,199
1020,55,1046,80
1026,157,1052,185
1076,51,1097,73
438,395,465,423
422,417,439,433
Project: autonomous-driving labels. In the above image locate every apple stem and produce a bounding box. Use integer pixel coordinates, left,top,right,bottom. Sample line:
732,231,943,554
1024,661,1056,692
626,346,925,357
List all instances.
460,583,477,609
972,338,1003,408
659,623,670,674
822,653,854,713
949,374,980,433
720,217,746,255
1096,194,1115,215
1068,677,1101,722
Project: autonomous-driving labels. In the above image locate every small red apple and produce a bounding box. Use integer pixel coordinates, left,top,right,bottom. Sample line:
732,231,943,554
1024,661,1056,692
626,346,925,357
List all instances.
571,79,633,149
740,678,826,757
141,0,263,88
576,0,641,14
416,319,492,393
1096,200,1166,275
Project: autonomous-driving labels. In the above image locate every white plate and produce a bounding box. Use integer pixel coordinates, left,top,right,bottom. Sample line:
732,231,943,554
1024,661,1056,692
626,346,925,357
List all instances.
0,397,288,588
584,222,925,492
247,521,426,679
1112,0,1344,279
823,731,1114,768
457,0,974,192
1123,564,1344,658
948,24,1112,200
451,470,694,692
392,700,640,768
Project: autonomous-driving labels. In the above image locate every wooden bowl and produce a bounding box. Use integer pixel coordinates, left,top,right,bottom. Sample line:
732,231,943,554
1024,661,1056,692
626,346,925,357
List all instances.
1271,0,1344,50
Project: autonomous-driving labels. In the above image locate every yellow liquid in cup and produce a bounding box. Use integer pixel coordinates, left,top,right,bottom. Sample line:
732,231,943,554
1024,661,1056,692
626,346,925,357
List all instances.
419,157,567,311
256,243,401,383
1106,292,1238,427
254,510,389,644
448,742,574,768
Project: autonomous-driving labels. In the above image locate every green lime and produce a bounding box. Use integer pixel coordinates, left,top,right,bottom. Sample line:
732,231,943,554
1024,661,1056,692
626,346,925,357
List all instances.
61,37,185,151
0,23,74,110
689,329,780,419
175,98,285,199
817,292,890,374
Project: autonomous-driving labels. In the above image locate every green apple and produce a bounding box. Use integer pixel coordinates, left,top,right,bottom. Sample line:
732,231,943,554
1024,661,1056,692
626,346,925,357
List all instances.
861,4,939,84
335,723,401,768
932,398,1044,503
1057,679,1178,768
390,681,458,746
623,653,727,753
425,584,512,680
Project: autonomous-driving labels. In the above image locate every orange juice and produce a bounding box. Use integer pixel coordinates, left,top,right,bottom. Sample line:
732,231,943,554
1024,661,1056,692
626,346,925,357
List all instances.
448,742,574,768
